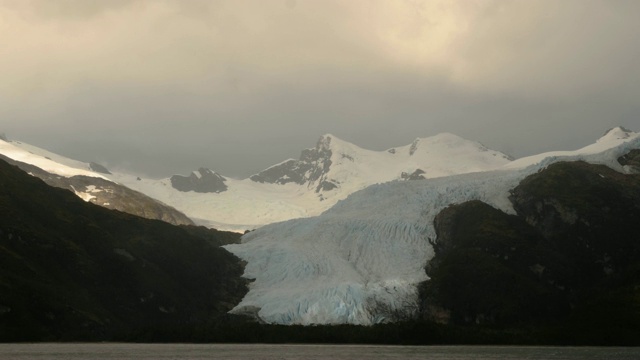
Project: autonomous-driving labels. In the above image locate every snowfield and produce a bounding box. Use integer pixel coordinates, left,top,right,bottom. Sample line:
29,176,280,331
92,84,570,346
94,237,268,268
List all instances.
224,127,640,325
109,133,512,231
0,139,108,179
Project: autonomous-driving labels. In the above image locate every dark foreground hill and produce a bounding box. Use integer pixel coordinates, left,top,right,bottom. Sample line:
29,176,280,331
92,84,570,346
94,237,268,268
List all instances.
0,159,247,341
2,156,640,345
421,160,640,344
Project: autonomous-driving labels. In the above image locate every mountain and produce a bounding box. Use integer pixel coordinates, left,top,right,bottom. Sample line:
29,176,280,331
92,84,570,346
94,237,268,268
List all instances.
223,127,640,325
0,158,247,341
108,133,512,231
251,133,512,191
0,139,194,226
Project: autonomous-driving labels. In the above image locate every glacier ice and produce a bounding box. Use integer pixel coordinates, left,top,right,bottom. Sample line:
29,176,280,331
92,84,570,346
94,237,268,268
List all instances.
224,130,640,325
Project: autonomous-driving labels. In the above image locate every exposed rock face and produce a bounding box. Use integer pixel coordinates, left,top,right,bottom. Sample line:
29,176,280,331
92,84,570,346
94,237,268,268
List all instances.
0,154,194,226
250,135,334,193
170,168,228,193
89,162,111,174
618,149,640,173
422,161,640,329
401,169,426,181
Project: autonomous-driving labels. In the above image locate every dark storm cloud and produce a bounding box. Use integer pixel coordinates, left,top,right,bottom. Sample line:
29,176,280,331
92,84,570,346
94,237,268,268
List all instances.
1,0,639,178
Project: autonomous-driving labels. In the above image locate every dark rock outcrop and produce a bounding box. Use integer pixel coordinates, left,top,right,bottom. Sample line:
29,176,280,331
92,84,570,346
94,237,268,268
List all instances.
618,149,640,173
422,160,640,331
88,162,111,174
401,169,426,181
170,168,228,193
250,135,335,193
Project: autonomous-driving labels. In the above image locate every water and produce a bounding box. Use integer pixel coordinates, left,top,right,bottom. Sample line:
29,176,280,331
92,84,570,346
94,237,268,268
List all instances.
0,344,638,360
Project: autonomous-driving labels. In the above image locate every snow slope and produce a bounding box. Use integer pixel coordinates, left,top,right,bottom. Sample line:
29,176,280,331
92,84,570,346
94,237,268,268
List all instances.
0,139,107,179
109,133,512,231
224,127,640,325
0,138,195,225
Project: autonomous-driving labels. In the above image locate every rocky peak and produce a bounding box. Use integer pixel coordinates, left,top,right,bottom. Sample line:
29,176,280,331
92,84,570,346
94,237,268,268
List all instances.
250,135,335,192
598,126,634,143
317,134,333,151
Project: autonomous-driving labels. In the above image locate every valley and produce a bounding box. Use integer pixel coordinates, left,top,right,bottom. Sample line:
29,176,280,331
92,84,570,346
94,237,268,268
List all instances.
0,127,639,344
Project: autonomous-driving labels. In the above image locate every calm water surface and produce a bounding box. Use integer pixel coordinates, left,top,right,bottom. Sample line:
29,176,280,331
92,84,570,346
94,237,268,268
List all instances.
0,344,638,360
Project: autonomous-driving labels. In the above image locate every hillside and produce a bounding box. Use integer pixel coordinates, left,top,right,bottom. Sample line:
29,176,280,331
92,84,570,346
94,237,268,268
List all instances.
421,160,640,343
0,159,246,341
0,140,193,226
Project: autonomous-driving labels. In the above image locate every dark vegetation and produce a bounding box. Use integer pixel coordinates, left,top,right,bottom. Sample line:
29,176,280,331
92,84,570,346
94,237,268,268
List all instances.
421,161,640,345
1,157,639,345
0,159,247,341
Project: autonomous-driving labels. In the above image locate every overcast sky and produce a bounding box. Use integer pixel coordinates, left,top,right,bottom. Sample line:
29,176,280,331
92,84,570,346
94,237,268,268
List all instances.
1,0,639,178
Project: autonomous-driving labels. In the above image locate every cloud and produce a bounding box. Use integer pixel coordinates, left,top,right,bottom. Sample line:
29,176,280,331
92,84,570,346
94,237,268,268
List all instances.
2,0,638,97
1,0,639,177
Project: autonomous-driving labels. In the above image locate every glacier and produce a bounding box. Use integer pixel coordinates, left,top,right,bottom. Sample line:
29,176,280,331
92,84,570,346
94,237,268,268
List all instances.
224,127,640,325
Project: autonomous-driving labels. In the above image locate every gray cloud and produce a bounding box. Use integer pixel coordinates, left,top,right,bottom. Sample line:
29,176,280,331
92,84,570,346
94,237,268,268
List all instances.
1,0,639,178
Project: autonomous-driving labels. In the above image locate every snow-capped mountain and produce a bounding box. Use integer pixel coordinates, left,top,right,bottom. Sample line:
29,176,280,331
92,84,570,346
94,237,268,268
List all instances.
109,133,512,231
223,127,640,325
0,138,194,226
0,132,512,232
3,126,637,327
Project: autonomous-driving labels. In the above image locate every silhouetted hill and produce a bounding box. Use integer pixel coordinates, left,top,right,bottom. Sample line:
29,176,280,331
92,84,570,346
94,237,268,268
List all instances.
421,160,640,344
0,159,247,341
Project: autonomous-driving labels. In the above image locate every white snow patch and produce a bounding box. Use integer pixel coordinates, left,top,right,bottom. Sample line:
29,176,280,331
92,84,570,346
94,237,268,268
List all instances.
85,185,103,193
0,139,107,179
72,189,96,202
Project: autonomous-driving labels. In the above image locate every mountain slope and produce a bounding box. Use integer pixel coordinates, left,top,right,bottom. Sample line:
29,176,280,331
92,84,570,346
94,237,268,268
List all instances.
0,139,193,226
0,158,247,341
224,127,640,325
421,161,640,339
110,133,512,231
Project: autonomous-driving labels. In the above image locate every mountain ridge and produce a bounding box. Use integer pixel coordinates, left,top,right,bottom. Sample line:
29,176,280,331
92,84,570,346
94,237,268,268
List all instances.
105,131,513,231
0,129,629,233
